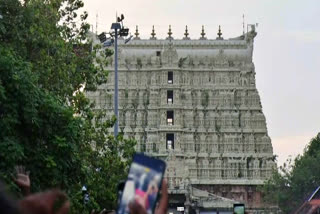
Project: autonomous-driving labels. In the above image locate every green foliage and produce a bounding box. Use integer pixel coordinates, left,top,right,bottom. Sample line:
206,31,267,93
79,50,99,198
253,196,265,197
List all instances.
261,134,320,213
0,0,136,212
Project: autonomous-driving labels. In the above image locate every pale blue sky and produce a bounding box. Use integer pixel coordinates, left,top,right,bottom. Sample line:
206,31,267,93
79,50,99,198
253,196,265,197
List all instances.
83,0,320,165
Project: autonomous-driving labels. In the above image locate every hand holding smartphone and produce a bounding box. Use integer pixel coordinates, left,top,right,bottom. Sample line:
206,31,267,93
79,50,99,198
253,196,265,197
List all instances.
117,153,166,214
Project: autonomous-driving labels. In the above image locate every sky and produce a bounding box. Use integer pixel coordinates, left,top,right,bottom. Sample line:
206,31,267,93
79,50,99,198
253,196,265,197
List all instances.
82,0,320,166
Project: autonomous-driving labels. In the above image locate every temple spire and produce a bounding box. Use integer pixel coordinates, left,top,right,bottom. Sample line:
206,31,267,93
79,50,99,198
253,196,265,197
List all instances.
217,25,223,40
150,25,156,39
200,25,207,40
167,25,173,39
134,25,140,39
184,25,190,40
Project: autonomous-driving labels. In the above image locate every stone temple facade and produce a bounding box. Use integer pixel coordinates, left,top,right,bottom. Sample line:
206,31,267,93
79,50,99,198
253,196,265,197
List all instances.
87,25,278,213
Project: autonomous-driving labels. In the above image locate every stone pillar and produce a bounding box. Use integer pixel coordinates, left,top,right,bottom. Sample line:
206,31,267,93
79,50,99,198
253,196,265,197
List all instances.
197,90,202,108
151,72,157,86
149,90,157,107
160,110,166,126
138,90,144,109
200,134,206,152
147,111,154,127
175,133,181,152
198,111,205,131
174,89,180,104
124,111,132,132
131,71,137,86
254,158,260,178
160,89,166,106
186,110,194,128
185,89,192,106
175,109,181,127
159,132,166,153
136,111,143,126
216,158,222,179
134,133,142,151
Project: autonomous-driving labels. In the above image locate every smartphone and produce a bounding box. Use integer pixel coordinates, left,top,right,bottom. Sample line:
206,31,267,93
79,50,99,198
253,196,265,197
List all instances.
117,153,166,214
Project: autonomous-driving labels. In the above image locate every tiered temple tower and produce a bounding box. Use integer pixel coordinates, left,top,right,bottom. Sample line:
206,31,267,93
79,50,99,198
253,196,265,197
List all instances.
87,25,277,214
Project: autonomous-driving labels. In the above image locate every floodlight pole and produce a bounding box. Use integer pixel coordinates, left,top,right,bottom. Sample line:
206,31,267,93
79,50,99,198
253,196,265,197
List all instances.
110,18,130,138
114,28,119,137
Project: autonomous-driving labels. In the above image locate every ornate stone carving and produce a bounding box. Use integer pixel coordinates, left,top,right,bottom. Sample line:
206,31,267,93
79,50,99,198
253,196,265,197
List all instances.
162,42,178,66
88,28,275,212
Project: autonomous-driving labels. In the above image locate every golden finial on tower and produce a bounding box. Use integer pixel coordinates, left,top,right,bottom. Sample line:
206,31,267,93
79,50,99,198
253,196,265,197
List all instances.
150,25,156,39
184,25,190,39
134,25,140,39
168,25,173,38
217,25,223,40
200,25,207,40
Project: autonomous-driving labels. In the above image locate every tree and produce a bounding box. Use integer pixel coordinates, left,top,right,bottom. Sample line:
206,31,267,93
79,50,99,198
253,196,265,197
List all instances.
0,0,136,212
261,134,320,213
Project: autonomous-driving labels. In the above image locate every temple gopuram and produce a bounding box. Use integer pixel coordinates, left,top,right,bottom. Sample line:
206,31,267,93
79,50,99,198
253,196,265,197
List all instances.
87,24,278,214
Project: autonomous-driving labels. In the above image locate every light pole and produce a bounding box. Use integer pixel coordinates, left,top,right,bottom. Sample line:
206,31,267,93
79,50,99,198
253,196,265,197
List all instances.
111,22,121,137
98,14,131,137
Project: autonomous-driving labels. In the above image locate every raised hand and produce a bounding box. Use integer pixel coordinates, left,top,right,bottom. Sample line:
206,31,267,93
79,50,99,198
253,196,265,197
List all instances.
14,165,31,196
155,180,168,214
19,190,70,214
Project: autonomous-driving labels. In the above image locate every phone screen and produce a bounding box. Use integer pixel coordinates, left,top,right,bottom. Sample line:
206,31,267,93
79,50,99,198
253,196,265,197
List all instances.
233,204,245,214
117,154,166,214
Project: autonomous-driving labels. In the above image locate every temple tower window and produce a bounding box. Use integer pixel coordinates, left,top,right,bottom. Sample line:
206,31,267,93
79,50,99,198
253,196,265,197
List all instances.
168,71,173,84
167,90,173,104
167,110,174,125
166,133,174,150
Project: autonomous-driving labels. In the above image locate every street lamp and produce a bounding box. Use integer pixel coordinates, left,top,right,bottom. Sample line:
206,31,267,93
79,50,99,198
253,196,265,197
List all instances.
98,14,131,137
